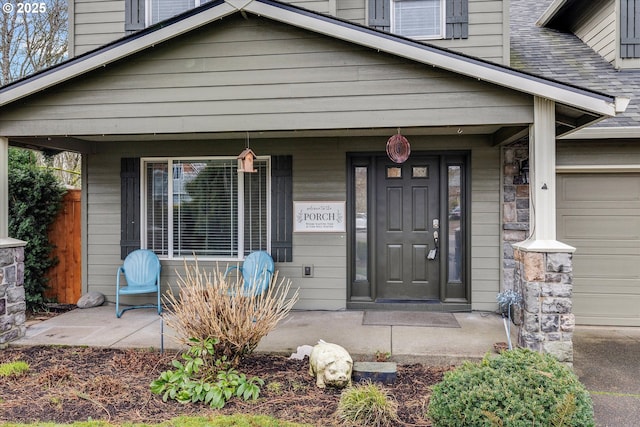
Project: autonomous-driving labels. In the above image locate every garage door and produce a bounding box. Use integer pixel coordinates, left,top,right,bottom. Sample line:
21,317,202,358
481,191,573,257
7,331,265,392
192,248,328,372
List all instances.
557,173,640,326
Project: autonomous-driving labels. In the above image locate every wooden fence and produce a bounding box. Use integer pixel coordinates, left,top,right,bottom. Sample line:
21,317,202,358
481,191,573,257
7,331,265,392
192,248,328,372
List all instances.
45,189,82,304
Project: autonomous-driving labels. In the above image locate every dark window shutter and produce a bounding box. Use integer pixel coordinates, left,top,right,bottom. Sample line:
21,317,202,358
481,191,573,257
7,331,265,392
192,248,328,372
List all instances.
271,155,293,262
446,0,469,39
369,0,391,32
621,0,640,58
120,158,141,259
125,0,146,33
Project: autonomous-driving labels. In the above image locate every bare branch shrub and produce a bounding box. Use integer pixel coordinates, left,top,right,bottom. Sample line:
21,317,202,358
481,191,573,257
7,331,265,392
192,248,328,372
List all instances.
164,260,299,366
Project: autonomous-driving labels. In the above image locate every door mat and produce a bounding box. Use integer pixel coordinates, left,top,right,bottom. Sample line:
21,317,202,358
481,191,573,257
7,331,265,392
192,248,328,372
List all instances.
363,311,460,328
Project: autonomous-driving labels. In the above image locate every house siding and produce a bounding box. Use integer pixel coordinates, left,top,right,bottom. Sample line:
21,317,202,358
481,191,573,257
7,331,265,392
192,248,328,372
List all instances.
86,136,500,311
0,14,532,137
69,0,507,63
73,0,125,56
570,0,616,65
436,0,507,64
337,0,365,24
337,0,508,64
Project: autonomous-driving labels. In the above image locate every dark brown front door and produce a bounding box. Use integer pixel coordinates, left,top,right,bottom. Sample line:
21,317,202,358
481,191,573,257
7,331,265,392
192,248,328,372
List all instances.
375,156,440,301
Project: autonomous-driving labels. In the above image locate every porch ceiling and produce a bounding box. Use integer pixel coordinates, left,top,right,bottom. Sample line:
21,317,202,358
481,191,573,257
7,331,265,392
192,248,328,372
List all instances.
9,124,518,153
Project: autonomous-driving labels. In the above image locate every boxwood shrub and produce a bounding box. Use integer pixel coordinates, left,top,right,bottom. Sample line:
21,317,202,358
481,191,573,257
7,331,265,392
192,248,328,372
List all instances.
427,348,594,427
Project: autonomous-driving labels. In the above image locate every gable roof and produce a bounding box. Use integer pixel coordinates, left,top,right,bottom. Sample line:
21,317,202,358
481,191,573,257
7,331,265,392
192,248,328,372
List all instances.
0,0,626,123
511,0,639,137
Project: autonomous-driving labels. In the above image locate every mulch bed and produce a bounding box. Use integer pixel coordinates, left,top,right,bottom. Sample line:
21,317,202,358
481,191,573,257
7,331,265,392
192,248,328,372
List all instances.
0,345,450,426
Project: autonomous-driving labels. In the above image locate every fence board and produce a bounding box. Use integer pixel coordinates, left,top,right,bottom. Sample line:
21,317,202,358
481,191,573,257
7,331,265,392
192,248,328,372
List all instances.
46,189,82,304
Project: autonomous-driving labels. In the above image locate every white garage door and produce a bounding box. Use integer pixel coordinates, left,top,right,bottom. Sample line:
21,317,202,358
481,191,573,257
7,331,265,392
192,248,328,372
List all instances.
557,173,640,326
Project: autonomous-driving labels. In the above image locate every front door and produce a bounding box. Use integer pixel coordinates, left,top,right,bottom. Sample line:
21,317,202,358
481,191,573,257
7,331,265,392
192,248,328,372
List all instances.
375,156,440,301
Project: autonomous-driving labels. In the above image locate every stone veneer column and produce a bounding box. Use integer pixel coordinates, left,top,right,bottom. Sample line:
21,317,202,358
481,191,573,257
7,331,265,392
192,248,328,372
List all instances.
514,248,575,365
0,241,27,347
502,142,530,293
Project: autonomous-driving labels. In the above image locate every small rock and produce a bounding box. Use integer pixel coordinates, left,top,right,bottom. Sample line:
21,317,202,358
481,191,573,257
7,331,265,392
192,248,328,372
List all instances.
76,291,105,308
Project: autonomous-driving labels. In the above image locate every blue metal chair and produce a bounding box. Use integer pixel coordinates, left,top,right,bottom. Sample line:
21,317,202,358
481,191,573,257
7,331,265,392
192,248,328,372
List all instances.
116,249,162,318
224,251,274,296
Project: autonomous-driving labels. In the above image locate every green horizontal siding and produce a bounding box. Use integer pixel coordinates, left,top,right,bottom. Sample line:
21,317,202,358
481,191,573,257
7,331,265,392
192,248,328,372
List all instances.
74,0,124,55
87,136,499,310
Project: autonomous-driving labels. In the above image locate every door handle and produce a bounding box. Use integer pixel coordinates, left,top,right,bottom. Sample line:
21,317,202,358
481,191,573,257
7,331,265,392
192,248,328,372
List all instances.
427,231,439,260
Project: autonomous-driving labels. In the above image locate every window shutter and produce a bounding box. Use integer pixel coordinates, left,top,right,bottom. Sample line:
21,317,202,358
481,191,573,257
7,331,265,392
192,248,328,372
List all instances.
621,0,640,58
271,156,293,262
121,158,141,259
369,0,391,32
446,0,468,39
125,0,146,33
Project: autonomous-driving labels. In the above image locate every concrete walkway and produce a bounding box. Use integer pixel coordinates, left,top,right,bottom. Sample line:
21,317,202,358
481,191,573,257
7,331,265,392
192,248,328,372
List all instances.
13,305,514,364
9,305,640,426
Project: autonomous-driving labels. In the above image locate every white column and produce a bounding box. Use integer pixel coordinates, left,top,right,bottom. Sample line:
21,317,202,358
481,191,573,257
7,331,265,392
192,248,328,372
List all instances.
514,97,575,253
0,136,8,238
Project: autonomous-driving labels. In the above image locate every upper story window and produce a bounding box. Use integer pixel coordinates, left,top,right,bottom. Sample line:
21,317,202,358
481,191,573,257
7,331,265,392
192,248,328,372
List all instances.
125,0,213,32
148,0,212,26
391,0,444,39
368,0,468,40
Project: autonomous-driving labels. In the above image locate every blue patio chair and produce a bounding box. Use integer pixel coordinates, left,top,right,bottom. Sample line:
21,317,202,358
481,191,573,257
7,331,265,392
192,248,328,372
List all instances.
116,249,162,318
224,251,274,296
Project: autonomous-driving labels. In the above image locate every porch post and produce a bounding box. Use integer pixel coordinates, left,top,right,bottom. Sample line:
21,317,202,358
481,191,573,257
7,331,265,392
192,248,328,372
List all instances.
0,136,28,347
0,136,8,238
512,97,575,366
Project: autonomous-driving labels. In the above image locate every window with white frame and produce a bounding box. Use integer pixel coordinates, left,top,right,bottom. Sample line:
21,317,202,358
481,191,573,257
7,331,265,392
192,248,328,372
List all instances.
147,0,213,26
143,157,270,259
391,0,444,39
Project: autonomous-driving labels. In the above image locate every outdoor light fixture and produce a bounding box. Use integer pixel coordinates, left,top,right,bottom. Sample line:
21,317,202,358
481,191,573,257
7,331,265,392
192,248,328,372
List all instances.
519,158,529,184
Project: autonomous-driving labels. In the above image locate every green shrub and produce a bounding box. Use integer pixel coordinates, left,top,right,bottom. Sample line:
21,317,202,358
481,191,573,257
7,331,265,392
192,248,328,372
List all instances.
427,348,594,427
337,381,399,426
150,337,264,409
8,148,65,310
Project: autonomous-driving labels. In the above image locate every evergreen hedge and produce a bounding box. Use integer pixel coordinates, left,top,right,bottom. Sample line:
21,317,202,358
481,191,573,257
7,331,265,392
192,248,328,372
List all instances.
8,148,65,310
427,348,595,427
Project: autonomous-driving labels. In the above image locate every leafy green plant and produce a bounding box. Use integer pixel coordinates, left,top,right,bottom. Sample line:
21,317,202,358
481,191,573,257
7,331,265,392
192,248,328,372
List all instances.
337,381,399,426
0,360,30,377
427,348,595,427
8,147,65,310
150,337,264,409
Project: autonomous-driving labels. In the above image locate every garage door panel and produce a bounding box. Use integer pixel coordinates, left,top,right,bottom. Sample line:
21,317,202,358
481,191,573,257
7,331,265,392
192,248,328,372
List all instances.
558,174,640,206
574,278,640,294
574,255,640,279
557,173,640,326
574,294,640,326
568,245,640,255
559,215,640,240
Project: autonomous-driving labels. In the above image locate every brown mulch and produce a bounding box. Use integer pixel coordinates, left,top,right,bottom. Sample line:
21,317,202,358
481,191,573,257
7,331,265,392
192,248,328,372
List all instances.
0,345,451,426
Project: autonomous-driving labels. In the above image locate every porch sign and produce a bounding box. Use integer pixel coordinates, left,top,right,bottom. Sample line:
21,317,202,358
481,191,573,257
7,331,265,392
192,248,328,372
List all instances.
294,202,345,232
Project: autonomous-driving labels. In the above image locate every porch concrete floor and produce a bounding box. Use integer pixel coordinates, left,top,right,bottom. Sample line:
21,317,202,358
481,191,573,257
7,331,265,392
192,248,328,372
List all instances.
15,305,514,364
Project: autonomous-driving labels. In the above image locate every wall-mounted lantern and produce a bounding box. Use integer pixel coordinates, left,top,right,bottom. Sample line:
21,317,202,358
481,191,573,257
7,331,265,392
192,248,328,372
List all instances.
237,147,257,173
519,159,529,184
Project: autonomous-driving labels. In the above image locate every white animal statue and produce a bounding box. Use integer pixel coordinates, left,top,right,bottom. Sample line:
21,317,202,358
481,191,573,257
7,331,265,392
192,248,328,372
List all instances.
308,340,353,389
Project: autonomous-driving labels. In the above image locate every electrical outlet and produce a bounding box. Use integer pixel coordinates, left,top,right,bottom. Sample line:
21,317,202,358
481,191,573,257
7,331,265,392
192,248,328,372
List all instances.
303,265,313,277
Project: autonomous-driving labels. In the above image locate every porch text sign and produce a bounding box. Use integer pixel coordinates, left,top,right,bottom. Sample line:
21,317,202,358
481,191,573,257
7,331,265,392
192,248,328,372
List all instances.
294,202,345,232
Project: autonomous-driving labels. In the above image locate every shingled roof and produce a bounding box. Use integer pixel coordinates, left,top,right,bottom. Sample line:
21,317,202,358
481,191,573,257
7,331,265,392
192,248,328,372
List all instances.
511,0,640,131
